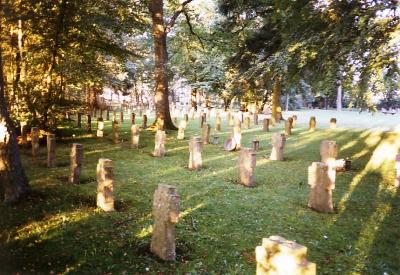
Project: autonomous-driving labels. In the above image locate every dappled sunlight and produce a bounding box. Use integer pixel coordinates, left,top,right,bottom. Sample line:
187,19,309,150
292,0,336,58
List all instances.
167,145,188,153
85,147,121,156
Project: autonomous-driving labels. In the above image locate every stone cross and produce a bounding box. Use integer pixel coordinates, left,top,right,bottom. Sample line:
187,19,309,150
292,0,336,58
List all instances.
151,184,180,261
396,154,400,188
233,119,242,149
131,113,136,124
330,118,337,129
96,158,114,212
270,133,285,161
252,139,260,151
239,148,256,187
309,116,316,131
77,112,82,128
31,127,40,157
253,113,259,125
308,162,335,213
131,125,140,149
20,122,28,145
202,124,211,144
263,118,270,132
47,134,56,168
86,114,92,132
189,136,203,170
215,114,222,131
112,121,119,144
255,236,316,275
320,140,338,164
69,143,83,184
177,121,186,140
142,114,148,129
153,130,166,157
285,118,293,135
97,118,104,137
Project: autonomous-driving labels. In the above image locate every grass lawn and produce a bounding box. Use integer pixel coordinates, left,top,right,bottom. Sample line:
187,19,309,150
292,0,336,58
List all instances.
1,110,399,274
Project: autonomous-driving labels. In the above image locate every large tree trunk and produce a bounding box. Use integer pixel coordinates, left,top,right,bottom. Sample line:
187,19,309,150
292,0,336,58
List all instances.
0,4,29,203
149,0,176,130
271,75,282,121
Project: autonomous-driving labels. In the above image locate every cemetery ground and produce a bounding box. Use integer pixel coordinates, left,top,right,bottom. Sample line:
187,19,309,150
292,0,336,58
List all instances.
1,110,400,274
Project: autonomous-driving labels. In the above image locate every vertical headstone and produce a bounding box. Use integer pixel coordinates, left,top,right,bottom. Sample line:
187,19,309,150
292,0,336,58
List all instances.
77,113,82,128
153,130,166,157
270,133,285,161
396,154,400,188
320,140,338,164
253,113,259,125
292,115,297,127
239,148,256,187
47,133,56,168
142,114,147,129
120,111,124,123
245,116,251,129
86,114,92,132
69,143,83,184
96,158,114,212
131,125,140,149
200,113,205,128
252,139,260,151
330,118,337,129
100,109,103,119
309,116,316,131
184,113,189,122
150,184,180,261
233,119,242,150
189,136,203,170
255,236,316,275
177,121,186,140
202,124,211,145
215,114,222,131
131,113,136,125
285,117,293,135
112,110,117,122
21,122,28,145
112,121,119,144
308,162,335,213
262,118,270,132
97,118,104,137
31,127,40,157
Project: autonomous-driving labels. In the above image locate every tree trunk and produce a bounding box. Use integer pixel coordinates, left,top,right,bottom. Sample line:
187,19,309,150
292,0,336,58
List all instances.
191,88,197,111
285,93,289,111
0,5,29,203
149,0,176,130
336,83,342,111
272,75,282,121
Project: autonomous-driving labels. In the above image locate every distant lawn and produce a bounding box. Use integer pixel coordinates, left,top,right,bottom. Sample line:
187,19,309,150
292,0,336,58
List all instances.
1,110,399,274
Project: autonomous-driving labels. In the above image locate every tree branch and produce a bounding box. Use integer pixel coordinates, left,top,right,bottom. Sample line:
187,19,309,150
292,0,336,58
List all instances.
166,0,194,32
183,10,204,49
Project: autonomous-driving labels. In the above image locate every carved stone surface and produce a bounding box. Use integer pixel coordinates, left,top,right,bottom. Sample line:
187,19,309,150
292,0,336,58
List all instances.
189,136,203,170
131,125,140,149
31,127,40,157
153,130,166,157
320,140,338,164
396,154,400,188
69,143,83,184
112,121,119,144
202,124,211,144
151,184,180,261
252,139,260,151
270,133,285,161
239,148,256,187
309,116,316,131
233,119,242,149
96,158,114,212
177,123,185,140
256,236,316,275
141,114,147,129
285,118,293,135
308,162,335,213
97,118,104,137
263,118,270,132
47,134,56,168
330,118,337,129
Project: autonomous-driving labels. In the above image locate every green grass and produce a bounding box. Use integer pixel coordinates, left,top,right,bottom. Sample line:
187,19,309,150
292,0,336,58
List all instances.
1,112,400,274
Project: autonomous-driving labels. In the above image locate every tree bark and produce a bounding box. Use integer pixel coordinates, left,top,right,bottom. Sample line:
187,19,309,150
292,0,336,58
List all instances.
191,88,197,111
149,0,176,130
272,75,282,121
0,2,29,203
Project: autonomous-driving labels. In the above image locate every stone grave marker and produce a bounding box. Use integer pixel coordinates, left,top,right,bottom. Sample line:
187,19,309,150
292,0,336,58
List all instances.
96,158,114,212
69,143,83,184
270,133,285,161
308,162,335,213
189,136,203,170
239,148,256,187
